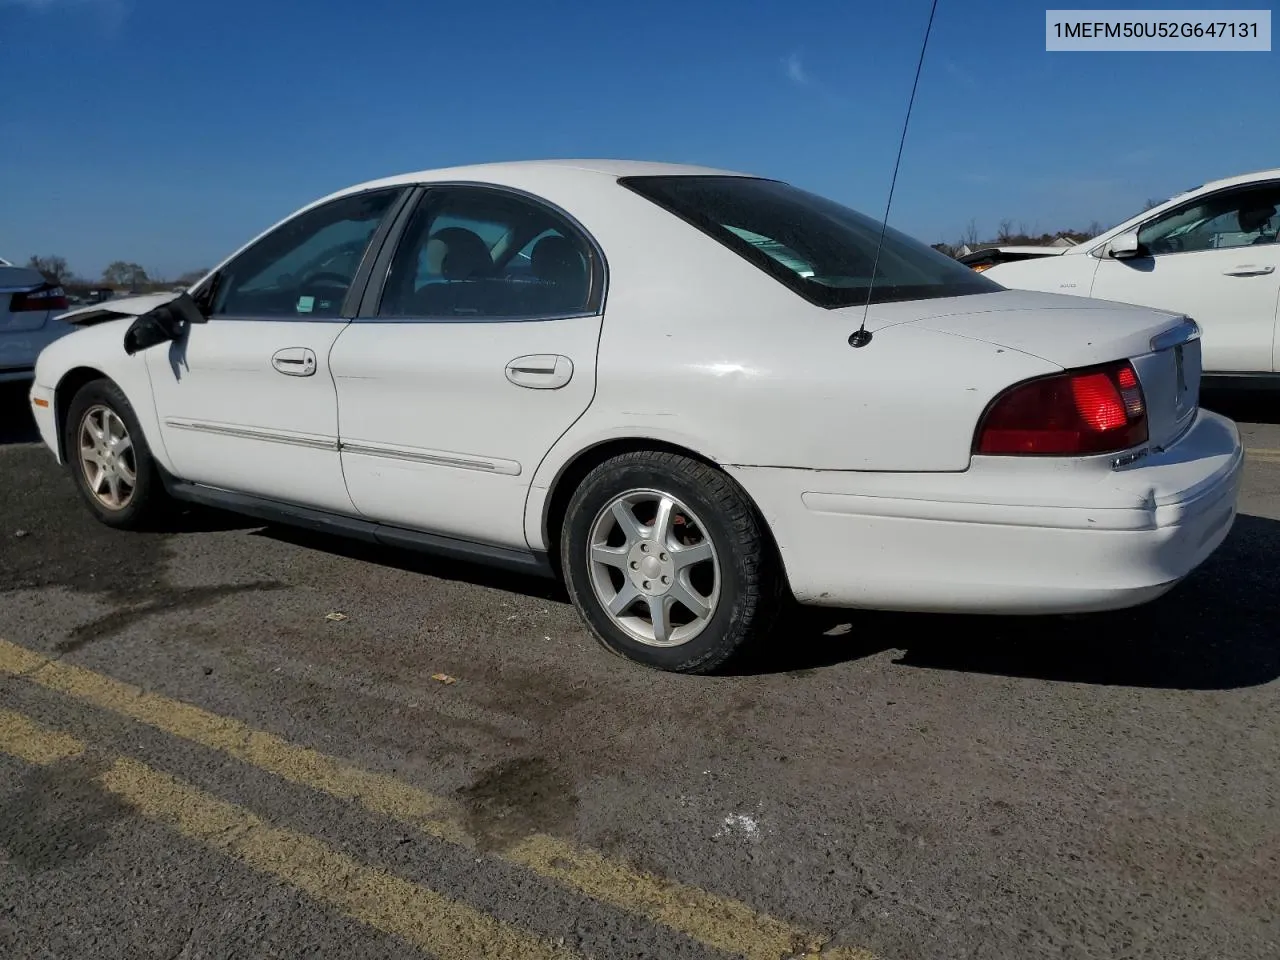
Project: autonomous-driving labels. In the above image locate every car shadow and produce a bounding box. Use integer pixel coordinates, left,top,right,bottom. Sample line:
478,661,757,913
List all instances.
731,513,1280,691
1201,387,1280,426
0,382,41,445
256,510,1279,692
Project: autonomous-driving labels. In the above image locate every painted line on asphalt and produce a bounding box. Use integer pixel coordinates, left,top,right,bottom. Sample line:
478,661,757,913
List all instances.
0,709,579,960
0,639,874,960
1245,447,1280,464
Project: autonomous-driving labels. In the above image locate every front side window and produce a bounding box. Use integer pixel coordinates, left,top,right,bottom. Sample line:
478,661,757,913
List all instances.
1138,184,1280,255
620,175,1000,308
378,187,599,320
213,188,400,319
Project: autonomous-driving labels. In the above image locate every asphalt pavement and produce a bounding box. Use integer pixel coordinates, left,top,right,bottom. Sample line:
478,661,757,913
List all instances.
1,379,1278,960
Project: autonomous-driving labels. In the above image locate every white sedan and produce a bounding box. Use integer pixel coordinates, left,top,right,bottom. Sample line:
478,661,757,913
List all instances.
30,160,1243,673
984,167,1280,383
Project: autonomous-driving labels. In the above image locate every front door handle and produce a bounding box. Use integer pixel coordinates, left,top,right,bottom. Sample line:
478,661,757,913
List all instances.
506,354,573,390
1222,264,1276,276
272,347,317,377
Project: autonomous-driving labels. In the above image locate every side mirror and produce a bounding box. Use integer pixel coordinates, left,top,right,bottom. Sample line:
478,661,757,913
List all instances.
1107,230,1141,259
123,292,206,355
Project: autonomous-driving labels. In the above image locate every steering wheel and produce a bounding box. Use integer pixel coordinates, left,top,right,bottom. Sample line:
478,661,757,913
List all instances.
298,271,350,293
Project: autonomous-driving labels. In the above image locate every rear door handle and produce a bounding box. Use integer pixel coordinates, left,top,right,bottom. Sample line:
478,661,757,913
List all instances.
1222,264,1275,276
272,347,317,376
506,354,573,389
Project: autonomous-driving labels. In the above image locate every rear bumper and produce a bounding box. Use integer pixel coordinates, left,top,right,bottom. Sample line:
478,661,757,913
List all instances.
729,409,1243,614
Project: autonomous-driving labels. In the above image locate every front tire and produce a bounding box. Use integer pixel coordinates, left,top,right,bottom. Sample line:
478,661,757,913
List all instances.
63,378,170,530
561,451,783,674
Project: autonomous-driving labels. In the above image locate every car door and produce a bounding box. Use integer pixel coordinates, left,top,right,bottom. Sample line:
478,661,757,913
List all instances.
1090,181,1280,374
146,186,406,511
329,184,606,549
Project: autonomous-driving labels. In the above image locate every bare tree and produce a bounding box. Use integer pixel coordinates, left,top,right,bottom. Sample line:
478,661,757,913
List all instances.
962,218,980,247
26,255,70,285
996,219,1014,243
101,261,150,290
1086,220,1103,237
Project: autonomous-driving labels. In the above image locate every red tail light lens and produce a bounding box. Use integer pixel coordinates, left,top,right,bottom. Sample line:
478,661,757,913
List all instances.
10,283,69,312
975,360,1148,456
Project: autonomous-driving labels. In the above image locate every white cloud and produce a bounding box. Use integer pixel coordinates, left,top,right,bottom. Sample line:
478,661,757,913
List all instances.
783,52,810,86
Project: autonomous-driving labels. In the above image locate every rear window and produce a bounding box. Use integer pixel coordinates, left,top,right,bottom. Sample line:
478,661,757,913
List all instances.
620,175,1001,309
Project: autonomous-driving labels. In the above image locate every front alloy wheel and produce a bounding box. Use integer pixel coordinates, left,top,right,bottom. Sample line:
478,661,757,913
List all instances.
63,377,169,530
78,404,137,511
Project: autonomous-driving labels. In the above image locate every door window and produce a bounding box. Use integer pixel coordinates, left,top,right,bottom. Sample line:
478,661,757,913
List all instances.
1138,184,1280,255
377,187,600,320
213,188,401,319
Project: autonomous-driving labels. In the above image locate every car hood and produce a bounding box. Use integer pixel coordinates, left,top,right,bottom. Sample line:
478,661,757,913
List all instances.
58,291,182,327
884,289,1187,369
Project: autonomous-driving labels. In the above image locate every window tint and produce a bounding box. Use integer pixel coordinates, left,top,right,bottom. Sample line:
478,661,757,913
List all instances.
213,189,399,318
1138,184,1280,255
378,187,597,319
620,176,1000,308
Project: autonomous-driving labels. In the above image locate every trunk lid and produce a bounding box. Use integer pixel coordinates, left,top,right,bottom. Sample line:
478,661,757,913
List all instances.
892,289,1199,453
0,266,55,333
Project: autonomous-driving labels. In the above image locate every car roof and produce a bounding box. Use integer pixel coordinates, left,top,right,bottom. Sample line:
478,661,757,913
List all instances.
319,159,761,204
1175,166,1280,198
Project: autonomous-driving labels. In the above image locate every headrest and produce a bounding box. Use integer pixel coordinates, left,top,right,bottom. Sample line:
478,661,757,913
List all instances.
530,234,586,285
424,227,492,281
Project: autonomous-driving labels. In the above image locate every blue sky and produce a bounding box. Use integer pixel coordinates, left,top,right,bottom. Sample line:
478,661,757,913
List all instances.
1,0,1276,279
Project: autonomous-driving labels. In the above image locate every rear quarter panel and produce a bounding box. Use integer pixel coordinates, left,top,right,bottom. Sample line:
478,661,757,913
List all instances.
516,181,1058,549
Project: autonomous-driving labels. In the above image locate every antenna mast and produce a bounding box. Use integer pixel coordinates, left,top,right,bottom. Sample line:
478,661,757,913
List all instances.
850,0,941,348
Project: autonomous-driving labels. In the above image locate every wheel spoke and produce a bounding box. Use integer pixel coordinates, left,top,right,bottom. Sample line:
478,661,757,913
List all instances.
590,543,628,569
89,464,106,493
105,473,122,507
648,595,673,644
610,500,644,546
669,578,711,621
117,458,137,486
112,434,132,457
649,496,676,547
670,539,713,571
607,581,641,616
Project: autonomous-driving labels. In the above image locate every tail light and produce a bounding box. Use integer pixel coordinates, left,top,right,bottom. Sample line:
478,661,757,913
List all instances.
970,263,994,273
10,283,69,312
974,360,1147,456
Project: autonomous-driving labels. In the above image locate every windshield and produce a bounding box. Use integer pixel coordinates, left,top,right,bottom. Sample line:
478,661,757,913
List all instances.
620,175,1001,308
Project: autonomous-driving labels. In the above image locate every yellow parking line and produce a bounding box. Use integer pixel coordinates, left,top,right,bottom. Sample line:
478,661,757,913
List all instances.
0,639,873,960
0,708,86,765
1245,448,1280,464
0,710,577,960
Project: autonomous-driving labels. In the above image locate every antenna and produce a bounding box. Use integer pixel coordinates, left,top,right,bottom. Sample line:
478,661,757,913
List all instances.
849,0,941,349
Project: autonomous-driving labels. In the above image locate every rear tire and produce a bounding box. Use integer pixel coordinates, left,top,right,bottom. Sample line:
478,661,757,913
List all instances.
63,378,171,530
560,451,783,674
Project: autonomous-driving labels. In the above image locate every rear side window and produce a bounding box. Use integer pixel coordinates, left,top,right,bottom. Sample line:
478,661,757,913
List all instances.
378,186,601,320
620,175,1000,308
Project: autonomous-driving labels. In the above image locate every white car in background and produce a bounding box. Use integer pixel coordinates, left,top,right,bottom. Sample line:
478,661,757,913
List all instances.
985,168,1280,386
28,160,1242,674
1,264,73,383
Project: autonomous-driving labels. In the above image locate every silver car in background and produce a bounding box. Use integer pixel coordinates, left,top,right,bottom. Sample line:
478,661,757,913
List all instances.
1,266,73,383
